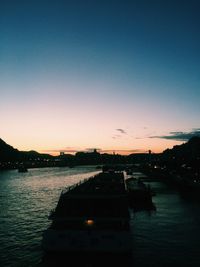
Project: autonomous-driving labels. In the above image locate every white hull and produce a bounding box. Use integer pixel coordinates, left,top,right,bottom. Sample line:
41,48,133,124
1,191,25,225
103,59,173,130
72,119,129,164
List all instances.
42,229,132,252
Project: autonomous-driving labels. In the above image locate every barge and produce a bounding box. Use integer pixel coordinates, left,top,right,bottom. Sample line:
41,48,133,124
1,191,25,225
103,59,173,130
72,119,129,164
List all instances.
42,171,132,253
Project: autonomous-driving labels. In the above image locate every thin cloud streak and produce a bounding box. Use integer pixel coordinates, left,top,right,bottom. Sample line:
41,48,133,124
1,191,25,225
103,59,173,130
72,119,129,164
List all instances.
116,128,127,134
112,134,122,139
149,129,200,141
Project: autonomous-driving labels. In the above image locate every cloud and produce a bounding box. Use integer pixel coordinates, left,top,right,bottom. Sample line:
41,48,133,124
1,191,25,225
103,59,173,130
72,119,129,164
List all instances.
112,134,122,139
116,128,127,134
149,129,200,141
112,128,128,140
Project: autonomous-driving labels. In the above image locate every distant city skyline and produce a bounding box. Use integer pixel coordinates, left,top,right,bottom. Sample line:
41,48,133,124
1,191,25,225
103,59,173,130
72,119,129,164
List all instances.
1,0,200,155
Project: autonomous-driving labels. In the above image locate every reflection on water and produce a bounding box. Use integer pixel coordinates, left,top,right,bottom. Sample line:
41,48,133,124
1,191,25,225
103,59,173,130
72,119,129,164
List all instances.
43,252,133,267
0,166,100,267
131,182,200,267
0,168,200,266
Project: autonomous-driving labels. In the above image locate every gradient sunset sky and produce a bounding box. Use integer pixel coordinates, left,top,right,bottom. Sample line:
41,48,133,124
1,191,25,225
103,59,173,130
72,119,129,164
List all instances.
1,0,200,155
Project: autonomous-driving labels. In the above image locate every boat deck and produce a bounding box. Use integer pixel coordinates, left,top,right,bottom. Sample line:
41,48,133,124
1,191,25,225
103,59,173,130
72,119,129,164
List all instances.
50,172,129,219
62,172,126,196
43,171,132,253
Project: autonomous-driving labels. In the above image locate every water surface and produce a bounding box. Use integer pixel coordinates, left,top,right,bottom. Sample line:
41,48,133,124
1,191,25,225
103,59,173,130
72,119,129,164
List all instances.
0,166,100,266
0,167,200,266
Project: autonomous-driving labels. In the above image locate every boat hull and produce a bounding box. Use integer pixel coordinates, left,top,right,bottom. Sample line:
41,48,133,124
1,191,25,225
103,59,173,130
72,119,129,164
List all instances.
42,229,132,253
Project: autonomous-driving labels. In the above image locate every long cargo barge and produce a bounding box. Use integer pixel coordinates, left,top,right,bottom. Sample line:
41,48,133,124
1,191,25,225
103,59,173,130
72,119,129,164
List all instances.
42,171,132,253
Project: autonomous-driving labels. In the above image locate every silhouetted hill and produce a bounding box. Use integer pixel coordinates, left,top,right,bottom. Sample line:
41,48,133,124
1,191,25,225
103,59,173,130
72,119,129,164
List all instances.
0,138,20,162
3,137,199,171
0,138,53,163
162,136,200,167
20,150,54,160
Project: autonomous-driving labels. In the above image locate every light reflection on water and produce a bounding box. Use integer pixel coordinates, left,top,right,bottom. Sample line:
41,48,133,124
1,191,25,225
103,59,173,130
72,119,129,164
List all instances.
0,166,100,267
0,168,200,267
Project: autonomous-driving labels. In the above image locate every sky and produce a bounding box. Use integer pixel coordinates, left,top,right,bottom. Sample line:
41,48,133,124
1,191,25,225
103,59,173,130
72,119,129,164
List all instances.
1,0,200,155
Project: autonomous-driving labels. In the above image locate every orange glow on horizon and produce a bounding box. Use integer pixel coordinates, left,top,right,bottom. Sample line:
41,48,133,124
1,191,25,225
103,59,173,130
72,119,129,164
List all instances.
37,139,183,156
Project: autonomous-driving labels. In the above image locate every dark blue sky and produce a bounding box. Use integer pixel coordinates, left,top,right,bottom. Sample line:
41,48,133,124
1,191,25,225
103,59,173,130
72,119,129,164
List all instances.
1,0,200,153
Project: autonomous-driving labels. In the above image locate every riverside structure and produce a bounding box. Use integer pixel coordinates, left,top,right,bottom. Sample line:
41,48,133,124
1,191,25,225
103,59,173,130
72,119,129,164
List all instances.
42,171,132,253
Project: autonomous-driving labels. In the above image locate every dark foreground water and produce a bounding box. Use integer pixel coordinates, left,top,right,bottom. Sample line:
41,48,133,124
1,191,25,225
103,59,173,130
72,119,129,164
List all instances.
0,167,200,267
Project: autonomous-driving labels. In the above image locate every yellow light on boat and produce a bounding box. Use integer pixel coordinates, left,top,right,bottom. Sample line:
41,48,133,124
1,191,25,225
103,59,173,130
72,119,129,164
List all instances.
85,219,94,226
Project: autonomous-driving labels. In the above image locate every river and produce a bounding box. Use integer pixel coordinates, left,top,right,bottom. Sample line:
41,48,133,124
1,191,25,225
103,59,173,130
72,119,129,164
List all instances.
0,167,199,266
